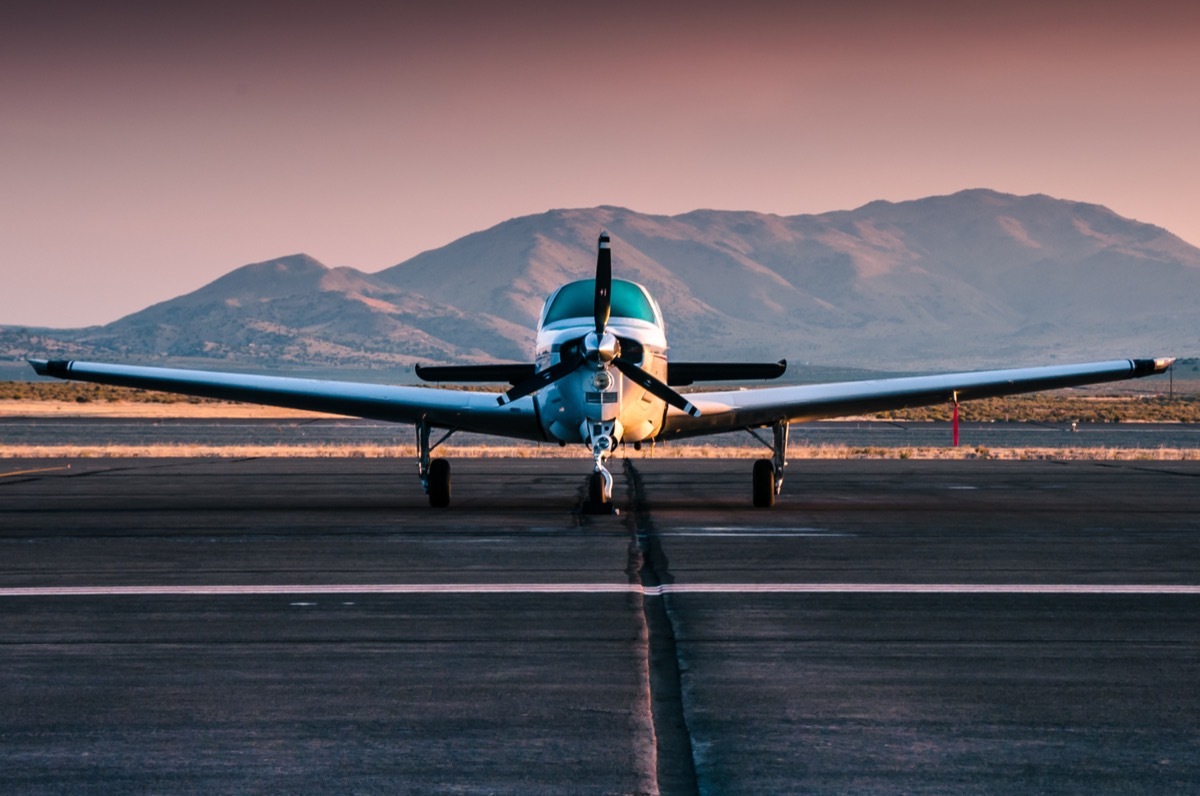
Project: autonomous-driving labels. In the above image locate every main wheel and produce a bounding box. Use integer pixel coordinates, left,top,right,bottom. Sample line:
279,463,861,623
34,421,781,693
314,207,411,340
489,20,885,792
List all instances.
752,459,775,508
428,458,451,507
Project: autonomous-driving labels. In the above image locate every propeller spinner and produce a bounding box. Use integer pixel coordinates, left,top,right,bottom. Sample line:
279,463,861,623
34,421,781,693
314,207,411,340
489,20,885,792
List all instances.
498,233,700,418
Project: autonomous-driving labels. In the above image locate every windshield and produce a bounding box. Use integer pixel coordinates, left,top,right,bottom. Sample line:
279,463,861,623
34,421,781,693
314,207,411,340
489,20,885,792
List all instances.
542,279,659,326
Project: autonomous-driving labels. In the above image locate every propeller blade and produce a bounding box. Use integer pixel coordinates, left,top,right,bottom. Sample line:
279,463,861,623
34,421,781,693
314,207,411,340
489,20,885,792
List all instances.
612,358,702,417
594,232,611,335
497,353,586,405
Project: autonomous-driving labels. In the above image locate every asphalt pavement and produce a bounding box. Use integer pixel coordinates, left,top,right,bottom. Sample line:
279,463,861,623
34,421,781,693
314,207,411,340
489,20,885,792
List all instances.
2,456,1199,794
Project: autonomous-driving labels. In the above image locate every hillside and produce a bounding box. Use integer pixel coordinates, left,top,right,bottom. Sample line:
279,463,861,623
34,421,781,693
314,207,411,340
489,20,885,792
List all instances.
4,190,1197,376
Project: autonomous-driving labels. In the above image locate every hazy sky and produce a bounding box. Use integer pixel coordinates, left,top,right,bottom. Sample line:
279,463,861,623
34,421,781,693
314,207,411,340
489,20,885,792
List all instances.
3,0,1199,327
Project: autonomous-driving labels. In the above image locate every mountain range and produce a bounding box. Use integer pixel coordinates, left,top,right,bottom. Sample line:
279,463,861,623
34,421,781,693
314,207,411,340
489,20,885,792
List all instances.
4,189,1198,379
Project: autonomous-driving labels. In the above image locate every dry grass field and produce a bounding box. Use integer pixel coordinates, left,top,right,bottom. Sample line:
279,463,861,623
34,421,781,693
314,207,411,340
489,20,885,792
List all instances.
2,400,338,419
2,442,1197,461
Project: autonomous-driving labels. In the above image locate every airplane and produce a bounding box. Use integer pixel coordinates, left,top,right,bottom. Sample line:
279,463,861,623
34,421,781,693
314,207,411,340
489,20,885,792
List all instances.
30,232,1173,511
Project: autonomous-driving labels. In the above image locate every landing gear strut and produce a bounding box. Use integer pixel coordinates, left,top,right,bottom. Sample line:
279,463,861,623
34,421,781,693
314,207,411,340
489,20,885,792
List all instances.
417,419,456,507
582,418,618,515
748,420,788,508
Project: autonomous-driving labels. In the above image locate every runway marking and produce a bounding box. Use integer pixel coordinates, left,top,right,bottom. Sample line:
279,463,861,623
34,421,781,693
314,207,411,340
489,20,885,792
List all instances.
3,583,1200,597
659,527,852,537
0,465,72,478
652,584,1200,595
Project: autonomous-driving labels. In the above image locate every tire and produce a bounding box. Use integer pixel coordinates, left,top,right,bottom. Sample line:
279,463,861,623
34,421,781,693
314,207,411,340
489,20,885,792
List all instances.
428,458,451,507
752,459,775,508
589,471,607,505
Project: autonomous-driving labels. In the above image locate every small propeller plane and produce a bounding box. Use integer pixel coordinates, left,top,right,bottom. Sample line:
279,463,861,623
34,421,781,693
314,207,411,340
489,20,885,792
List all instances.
30,233,1173,510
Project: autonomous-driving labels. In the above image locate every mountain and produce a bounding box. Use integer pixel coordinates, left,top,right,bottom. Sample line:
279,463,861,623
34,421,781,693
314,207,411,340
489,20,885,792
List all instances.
4,254,529,373
374,191,1200,366
4,190,1198,377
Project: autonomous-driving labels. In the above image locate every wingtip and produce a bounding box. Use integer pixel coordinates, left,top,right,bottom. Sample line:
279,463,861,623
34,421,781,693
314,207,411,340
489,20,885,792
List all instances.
28,359,70,377
1132,357,1175,376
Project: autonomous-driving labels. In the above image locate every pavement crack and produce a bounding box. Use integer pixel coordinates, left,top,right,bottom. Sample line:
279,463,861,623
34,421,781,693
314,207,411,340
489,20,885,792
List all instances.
1091,461,1200,478
622,458,699,796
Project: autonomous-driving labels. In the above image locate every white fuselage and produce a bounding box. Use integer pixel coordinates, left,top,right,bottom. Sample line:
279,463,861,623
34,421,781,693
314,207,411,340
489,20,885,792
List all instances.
532,281,669,446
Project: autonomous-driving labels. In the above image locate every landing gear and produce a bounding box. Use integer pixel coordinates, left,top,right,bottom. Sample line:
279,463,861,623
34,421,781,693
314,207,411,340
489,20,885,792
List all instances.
582,418,618,515
428,458,451,508
583,466,616,515
747,420,789,508
417,419,457,507
752,459,776,508
588,471,607,505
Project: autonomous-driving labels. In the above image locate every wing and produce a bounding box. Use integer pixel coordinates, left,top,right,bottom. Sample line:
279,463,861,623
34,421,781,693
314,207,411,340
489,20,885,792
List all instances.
659,358,1175,440
28,359,544,441
412,360,788,387
414,363,535,385
666,360,787,386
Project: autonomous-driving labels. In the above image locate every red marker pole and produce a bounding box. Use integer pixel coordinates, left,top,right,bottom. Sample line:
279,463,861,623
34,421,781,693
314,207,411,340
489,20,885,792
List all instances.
952,393,959,447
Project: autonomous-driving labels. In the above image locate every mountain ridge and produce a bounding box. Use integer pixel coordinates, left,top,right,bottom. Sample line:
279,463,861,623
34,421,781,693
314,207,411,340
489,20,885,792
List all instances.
4,190,1197,377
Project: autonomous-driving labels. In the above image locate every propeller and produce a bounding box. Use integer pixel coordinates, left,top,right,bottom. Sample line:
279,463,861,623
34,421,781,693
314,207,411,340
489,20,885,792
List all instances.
612,357,700,417
594,232,611,334
496,351,585,405
497,232,700,417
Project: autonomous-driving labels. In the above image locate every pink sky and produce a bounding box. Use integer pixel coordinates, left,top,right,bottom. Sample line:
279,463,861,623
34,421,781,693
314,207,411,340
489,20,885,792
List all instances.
3,0,1198,327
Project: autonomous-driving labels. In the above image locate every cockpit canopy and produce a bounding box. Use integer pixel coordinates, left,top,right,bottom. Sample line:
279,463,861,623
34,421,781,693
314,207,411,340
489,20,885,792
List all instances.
539,278,663,328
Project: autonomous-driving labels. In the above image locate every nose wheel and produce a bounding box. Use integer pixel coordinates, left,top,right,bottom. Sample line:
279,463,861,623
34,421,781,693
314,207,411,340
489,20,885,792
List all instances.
583,465,616,514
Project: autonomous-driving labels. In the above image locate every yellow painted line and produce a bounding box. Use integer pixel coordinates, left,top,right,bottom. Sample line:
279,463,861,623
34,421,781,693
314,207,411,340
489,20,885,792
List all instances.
0,465,72,478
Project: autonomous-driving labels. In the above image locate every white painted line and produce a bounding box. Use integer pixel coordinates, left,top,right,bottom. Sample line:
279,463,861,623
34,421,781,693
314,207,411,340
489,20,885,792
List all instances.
0,584,635,597
3,583,1200,597
673,527,831,532
662,527,852,537
659,533,851,538
651,584,1200,595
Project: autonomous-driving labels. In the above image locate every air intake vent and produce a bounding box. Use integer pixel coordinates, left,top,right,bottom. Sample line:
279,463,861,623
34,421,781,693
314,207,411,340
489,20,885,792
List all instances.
585,392,618,404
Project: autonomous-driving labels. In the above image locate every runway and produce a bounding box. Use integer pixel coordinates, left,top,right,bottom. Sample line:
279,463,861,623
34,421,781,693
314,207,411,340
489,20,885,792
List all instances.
2,456,1199,793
